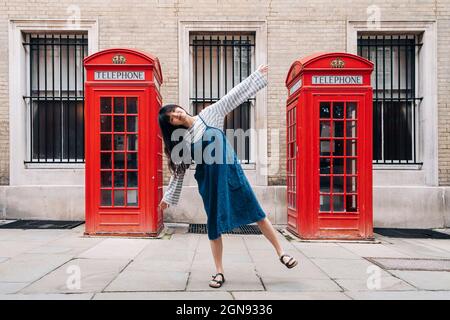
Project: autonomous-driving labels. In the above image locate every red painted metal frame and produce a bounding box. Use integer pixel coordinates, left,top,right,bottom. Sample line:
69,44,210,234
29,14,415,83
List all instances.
84,48,163,237
285,52,374,240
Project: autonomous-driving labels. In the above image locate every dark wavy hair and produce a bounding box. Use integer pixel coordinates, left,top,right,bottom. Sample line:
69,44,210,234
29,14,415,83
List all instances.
158,104,192,176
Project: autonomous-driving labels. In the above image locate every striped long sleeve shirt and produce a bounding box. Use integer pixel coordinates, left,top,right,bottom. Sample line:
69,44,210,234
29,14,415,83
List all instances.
162,69,268,206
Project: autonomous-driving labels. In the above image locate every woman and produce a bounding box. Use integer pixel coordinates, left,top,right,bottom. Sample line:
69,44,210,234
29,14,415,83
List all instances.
157,64,298,288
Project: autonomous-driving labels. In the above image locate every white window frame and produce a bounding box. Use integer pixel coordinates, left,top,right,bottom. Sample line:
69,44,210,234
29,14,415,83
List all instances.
179,21,268,186
9,19,98,186
189,33,256,163
347,20,438,186
25,33,87,164
359,34,421,166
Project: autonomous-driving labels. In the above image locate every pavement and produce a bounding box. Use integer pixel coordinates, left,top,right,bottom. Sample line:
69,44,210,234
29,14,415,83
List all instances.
0,222,449,300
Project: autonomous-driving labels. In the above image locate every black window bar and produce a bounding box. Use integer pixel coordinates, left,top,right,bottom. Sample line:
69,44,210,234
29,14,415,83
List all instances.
358,34,423,165
190,33,255,164
23,33,88,163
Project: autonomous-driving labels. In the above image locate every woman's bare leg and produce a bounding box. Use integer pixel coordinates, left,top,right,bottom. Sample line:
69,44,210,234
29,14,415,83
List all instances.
209,236,224,274
256,217,298,267
209,236,225,287
256,217,284,256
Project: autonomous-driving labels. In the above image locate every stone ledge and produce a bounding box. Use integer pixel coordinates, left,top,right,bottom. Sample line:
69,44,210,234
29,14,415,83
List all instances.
0,185,448,228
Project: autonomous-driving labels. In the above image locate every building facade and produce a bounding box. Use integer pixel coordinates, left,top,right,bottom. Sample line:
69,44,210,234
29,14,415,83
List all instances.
0,0,449,228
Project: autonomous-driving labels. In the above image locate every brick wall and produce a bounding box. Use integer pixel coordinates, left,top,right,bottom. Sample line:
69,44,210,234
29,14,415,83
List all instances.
437,1,450,185
1,0,448,186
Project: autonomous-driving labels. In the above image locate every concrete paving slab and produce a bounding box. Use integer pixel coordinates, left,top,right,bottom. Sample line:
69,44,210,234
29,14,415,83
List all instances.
215,235,247,246
232,291,350,300
0,229,25,241
250,251,325,279
251,249,327,279
193,235,262,253
77,238,149,260
223,240,256,253
411,239,450,255
193,250,253,264
248,248,301,262
390,270,450,290
93,291,233,300
246,250,283,263
0,240,49,258
20,258,129,294
0,229,68,242
0,282,30,294
45,234,105,248
0,293,94,300
261,277,342,292
243,235,291,251
190,261,256,275
18,230,70,243
170,233,201,240
188,261,262,292
254,261,331,280
292,242,361,260
335,276,416,291
311,258,392,279
24,245,95,256
0,229,449,298
339,243,410,258
105,270,189,292
134,247,196,264
0,253,73,282
128,260,192,273
346,290,450,300
133,236,198,255
159,233,200,246
368,257,450,271
382,238,450,259
187,270,264,291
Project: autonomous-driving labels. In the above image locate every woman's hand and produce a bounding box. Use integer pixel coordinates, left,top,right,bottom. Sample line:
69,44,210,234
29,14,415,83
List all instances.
257,64,268,75
158,199,170,211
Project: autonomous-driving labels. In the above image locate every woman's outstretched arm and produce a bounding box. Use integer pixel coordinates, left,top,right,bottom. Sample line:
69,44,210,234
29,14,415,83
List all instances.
161,171,185,207
199,65,268,128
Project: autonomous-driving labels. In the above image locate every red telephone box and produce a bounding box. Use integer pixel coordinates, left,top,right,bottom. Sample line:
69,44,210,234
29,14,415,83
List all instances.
285,52,374,240
83,48,164,237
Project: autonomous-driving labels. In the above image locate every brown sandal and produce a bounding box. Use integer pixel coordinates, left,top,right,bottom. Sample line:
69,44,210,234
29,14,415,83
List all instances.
209,273,225,288
280,254,298,269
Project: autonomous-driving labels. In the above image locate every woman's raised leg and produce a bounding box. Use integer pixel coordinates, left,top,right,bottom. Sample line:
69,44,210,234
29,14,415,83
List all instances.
256,217,298,268
256,217,283,255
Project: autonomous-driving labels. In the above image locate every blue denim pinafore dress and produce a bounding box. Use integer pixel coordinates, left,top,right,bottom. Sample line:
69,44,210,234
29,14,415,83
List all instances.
191,114,266,240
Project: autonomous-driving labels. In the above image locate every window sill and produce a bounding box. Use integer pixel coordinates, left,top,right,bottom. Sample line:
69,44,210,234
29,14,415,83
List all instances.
373,164,422,170
24,162,85,169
